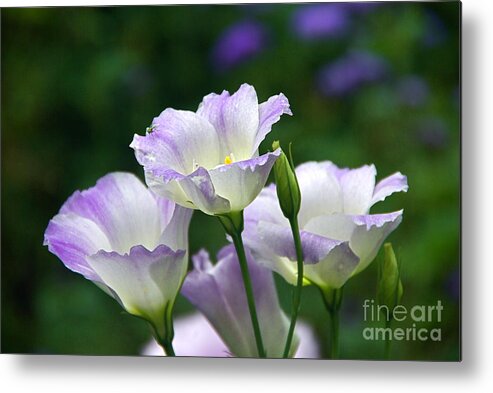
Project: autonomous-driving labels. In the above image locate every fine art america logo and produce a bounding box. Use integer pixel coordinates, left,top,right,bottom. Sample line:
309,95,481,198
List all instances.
362,299,443,342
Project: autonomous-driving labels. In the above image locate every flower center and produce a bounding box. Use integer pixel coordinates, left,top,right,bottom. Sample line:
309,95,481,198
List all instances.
224,153,235,165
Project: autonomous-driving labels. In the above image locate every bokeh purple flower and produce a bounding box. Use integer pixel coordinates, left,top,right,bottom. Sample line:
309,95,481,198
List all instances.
44,172,192,338
131,83,291,216
211,20,268,72
343,2,382,14
317,50,389,97
244,162,408,290
423,11,447,48
444,268,460,303
416,118,449,150
181,245,299,358
292,3,351,41
397,75,430,107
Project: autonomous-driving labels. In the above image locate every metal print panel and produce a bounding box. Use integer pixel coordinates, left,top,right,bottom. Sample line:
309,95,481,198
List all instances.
1,1,461,361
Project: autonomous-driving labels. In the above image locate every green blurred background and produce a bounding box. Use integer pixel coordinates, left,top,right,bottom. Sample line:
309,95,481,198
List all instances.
1,2,460,360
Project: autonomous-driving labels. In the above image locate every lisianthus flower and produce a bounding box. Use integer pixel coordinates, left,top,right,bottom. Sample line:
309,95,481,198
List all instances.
181,245,298,358
141,312,320,358
243,162,408,290
43,172,192,338
130,83,291,216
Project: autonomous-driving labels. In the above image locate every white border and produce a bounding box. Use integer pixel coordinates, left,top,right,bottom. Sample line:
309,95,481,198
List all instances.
2,0,492,391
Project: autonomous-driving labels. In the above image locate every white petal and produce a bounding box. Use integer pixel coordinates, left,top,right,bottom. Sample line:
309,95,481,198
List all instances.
303,244,359,289
197,83,259,161
208,152,279,212
371,172,409,206
296,162,343,227
304,213,356,242
60,172,163,254
339,164,376,215
177,167,231,215
87,245,187,334
44,213,111,281
131,109,222,174
350,211,403,275
144,170,195,210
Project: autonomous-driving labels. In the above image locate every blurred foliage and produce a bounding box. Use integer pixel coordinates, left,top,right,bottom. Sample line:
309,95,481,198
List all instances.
1,2,460,360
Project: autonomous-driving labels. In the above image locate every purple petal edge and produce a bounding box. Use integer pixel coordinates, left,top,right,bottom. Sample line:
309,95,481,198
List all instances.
91,243,186,261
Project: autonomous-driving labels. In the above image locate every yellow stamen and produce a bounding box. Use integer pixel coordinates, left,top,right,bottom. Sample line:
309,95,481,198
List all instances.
224,155,233,165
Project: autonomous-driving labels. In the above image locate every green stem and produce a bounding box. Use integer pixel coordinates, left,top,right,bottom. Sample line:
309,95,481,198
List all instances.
329,309,340,359
320,286,344,359
218,212,266,358
283,216,304,358
160,338,175,357
384,319,392,359
154,302,176,356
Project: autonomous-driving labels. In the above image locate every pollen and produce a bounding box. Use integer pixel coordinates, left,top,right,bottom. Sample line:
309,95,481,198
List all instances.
224,155,233,165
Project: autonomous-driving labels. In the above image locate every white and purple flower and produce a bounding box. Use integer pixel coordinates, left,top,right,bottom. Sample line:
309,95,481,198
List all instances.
244,162,408,290
181,245,299,358
130,83,292,216
43,172,192,337
141,312,320,358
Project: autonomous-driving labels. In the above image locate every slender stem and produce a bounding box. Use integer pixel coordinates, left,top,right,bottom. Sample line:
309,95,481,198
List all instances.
151,302,176,357
283,216,304,358
384,319,392,359
218,212,266,358
329,309,340,359
320,286,344,359
230,231,266,358
160,338,175,357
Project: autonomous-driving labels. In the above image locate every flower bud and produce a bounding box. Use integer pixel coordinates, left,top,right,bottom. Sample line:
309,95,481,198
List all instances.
272,141,301,220
377,243,403,310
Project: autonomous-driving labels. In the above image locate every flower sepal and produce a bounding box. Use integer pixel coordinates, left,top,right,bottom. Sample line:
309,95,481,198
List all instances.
217,210,244,237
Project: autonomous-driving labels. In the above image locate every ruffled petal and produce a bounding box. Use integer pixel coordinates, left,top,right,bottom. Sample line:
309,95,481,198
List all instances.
304,210,403,276
255,221,350,265
304,213,356,242
252,220,359,289
244,217,359,289
242,233,299,286
303,244,359,289
208,151,280,212
371,172,409,206
254,93,292,153
144,169,195,209
339,164,376,215
147,164,247,216
349,211,403,274
182,245,293,357
43,213,111,282
130,108,221,174
177,167,231,215
87,245,187,335
59,172,163,254
197,83,259,161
